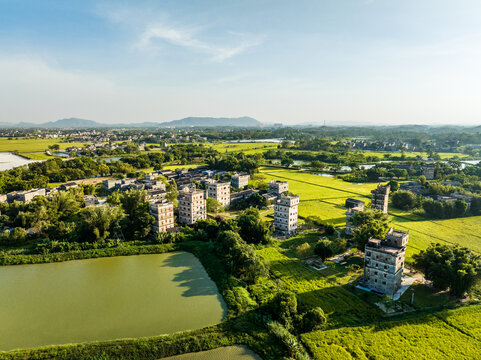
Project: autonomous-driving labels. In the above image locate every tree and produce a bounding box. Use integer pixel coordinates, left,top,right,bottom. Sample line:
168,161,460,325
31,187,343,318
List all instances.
271,291,298,330
165,181,179,206
281,156,294,167
314,239,333,261
418,175,427,186
80,205,125,242
110,189,154,240
216,230,268,283
116,188,147,217
351,210,389,251
49,190,83,221
391,190,417,210
237,207,270,244
388,180,399,192
413,243,481,297
296,242,312,259
206,198,224,214
0,227,27,246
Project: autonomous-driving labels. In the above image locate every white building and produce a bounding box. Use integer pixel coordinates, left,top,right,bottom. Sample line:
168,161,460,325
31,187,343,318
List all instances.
268,180,289,195
274,194,299,236
178,186,207,225
207,182,231,207
150,200,175,232
231,174,250,189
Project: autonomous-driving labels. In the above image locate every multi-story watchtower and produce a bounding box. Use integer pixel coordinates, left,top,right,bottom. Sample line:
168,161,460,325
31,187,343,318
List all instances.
274,194,299,236
371,184,390,213
207,181,231,207
178,186,206,225
362,228,409,296
150,200,175,232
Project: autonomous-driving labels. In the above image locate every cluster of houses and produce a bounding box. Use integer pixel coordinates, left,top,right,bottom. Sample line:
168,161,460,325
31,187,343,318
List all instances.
343,139,414,152
0,164,300,238
0,181,102,208
57,141,147,156
98,167,300,236
344,138,461,153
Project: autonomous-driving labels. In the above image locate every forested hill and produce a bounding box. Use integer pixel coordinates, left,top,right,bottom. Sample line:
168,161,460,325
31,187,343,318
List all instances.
158,116,261,127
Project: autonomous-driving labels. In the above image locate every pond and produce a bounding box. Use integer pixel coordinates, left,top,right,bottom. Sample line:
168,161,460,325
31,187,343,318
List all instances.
0,252,227,351
102,156,122,163
161,345,262,360
0,152,36,171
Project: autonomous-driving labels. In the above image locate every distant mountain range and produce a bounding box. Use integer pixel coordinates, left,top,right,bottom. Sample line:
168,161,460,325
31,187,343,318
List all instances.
0,116,263,129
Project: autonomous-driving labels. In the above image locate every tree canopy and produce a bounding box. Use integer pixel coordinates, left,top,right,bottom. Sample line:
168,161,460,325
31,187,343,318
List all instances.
413,243,481,297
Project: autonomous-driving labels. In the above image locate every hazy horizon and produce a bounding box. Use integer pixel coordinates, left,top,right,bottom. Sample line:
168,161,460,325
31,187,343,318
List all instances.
1,1,480,126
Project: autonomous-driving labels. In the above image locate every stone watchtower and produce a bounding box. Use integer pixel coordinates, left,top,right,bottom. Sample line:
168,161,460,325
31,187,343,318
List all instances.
362,228,409,296
371,184,390,213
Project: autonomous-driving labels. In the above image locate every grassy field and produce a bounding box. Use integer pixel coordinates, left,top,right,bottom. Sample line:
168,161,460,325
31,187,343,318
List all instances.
258,166,481,260
255,246,379,328
301,307,481,359
208,142,279,155
0,137,89,160
437,305,481,340
0,137,86,152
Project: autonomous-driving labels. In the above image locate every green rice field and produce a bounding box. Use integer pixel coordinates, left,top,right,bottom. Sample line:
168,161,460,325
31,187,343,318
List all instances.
301,306,481,360
258,167,481,260
208,142,279,155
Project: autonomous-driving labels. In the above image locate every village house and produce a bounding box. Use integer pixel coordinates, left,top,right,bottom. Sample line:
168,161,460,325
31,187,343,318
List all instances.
422,163,436,180
6,188,46,203
231,174,250,189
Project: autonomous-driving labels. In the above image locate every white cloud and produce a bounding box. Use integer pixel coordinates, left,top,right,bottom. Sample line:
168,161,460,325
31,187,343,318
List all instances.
139,23,262,62
96,3,262,62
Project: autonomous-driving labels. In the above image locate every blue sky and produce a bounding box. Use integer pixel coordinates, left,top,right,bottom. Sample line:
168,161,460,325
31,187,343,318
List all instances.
1,0,480,125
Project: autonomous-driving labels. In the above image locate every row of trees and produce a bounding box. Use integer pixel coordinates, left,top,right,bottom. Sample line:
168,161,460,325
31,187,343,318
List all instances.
392,189,481,219
0,188,155,248
207,153,261,174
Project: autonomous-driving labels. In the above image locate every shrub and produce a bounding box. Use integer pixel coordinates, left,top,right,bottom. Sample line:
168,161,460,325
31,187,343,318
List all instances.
301,307,327,332
296,243,312,259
